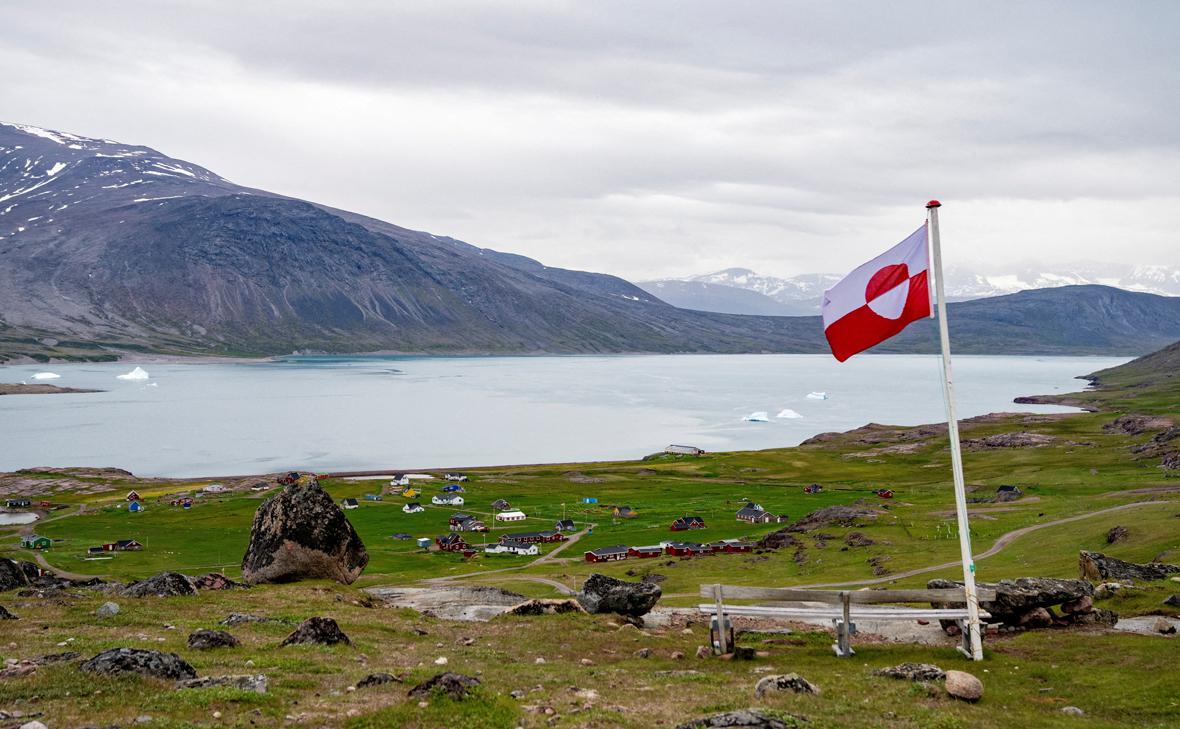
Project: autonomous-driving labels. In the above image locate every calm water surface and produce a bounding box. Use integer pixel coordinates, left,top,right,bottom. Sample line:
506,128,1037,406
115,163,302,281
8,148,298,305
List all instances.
0,354,1126,477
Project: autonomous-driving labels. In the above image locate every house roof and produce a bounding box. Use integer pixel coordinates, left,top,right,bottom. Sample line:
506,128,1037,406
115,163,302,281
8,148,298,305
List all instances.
556,519,574,526
588,545,630,556
342,498,359,504
629,545,662,552
115,539,141,547
499,539,534,549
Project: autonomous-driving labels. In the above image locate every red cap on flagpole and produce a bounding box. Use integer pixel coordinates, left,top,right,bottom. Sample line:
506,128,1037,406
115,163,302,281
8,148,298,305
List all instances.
926,200,941,208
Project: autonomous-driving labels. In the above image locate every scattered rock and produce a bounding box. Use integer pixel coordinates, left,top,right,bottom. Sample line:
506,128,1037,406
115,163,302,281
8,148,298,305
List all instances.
1019,607,1054,629
0,559,30,592
671,651,686,660
1061,706,1085,717
675,709,806,729
408,672,480,700
844,532,874,547
754,673,820,698
696,645,711,659
0,605,17,620
505,599,587,616
33,651,81,665
576,574,661,617
873,663,945,681
177,675,267,693
641,573,666,584
1061,596,1093,614
280,617,350,646
944,670,983,702
1079,551,1180,582
19,721,48,729
1093,582,1130,600
1105,414,1173,435
787,504,880,533
95,601,120,617
121,572,198,598
1163,594,1180,607
80,648,197,680
1071,608,1119,626
356,672,400,689
1105,526,1129,544
192,573,246,591
963,432,1054,449
187,629,239,650
634,648,652,658
240,477,369,585
1152,617,1177,635
221,612,289,626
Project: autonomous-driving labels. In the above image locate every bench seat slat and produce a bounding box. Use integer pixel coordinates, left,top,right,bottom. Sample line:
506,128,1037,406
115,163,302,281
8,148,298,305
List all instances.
699,585,996,604
697,604,990,620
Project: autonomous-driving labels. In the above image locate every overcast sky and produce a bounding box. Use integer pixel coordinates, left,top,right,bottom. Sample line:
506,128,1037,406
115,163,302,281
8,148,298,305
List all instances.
1,1,1176,280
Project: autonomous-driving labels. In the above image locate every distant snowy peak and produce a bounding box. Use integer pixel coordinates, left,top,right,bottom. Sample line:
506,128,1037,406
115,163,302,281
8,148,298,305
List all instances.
687,268,842,301
941,265,1180,299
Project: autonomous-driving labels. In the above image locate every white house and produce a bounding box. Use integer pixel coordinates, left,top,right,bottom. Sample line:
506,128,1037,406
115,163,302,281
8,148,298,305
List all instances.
202,484,228,494
664,444,704,456
402,502,424,514
431,494,464,506
484,540,538,556
342,498,359,510
494,509,527,522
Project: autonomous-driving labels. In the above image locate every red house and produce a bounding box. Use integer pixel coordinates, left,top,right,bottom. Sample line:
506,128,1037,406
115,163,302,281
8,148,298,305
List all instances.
585,545,629,563
436,533,469,552
628,546,662,559
670,516,707,532
719,540,753,553
665,542,709,557
499,530,565,545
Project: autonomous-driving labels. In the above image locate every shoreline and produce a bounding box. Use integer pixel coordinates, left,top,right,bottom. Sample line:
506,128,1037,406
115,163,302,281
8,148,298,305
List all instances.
0,383,104,396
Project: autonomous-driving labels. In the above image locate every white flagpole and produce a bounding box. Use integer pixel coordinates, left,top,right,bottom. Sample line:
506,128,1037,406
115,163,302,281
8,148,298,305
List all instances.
926,199,984,660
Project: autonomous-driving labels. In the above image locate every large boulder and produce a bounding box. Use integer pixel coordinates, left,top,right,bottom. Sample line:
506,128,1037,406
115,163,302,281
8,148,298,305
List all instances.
928,577,1092,624
0,559,31,592
280,616,350,646
121,572,198,598
1079,551,1180,582
408,672,481,700
187,629,240,650
240,478,368,585
576,574,661,617
80,648,197,680
944,670,983,701
753,673,820,698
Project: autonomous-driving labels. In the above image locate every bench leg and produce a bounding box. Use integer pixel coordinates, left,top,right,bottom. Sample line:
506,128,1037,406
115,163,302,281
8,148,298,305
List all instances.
955,618,981,660
831,618,856,657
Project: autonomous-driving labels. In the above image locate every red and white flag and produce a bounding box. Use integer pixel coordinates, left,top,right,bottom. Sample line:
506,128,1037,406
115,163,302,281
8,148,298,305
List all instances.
822,224,931,362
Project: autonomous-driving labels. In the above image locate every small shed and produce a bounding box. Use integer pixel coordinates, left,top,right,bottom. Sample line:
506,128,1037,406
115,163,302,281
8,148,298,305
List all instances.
125,491,141,502
416,537,433,549
128,500,145,513
555,519,576,532
491,499,511,510
664,445,704,456
613,505,637,519
20,535,51,550
342,498,360,510
582,497,598,504
403,502,424,514
364,493,383,501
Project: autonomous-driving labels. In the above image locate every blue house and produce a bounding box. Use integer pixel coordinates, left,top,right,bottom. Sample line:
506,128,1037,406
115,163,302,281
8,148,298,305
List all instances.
129,501,145,513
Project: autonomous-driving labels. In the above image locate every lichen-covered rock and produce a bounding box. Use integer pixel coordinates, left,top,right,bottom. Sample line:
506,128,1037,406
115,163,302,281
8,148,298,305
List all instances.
576,574,661,617
1079,551,1180,582
357,672,400,689
408,672,480,700
221,612,289,627
192,573,246,591
1106,526,1129,544
873,663,945,681
80,648,197,680
120,572,197,598
944,670,983,701
187,629,239,650
753,673,820,698
929,577,1092,623
505,599,587,616
240,478,368,585
675,710,804,729
280,616,350,646
95,601,120,617
177,674,267,693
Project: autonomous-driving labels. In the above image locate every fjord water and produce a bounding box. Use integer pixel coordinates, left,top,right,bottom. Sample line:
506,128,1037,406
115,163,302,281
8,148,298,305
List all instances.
1,354,1126,477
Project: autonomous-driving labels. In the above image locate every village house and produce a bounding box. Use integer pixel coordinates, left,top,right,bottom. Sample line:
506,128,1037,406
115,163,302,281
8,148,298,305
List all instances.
86,546,106,556
613,505,637,519
735,504,786,524
665,542,709,557
441,483,465,493
202,484,228,494
491,499,511,510
670,515,707,531
103,539,143,552
128,500,145,513
402,488,419,499
436,533,468,552
444,473,468,482
555,518,576,532
718,539,753,553
664,444,704,456
20,534,51,550
432,494,464,506
495,509,527,522
498,530,564,545
364,493,382,501
627,545,662,559
125,491,141,502
584,545,629,563
484,539,538,556
5,499,32,509
341,498,359,510
402,502,425,514
450,514,488,532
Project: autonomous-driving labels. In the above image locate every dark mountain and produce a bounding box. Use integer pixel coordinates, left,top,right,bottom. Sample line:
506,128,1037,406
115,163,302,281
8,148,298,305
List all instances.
1,122,1178,361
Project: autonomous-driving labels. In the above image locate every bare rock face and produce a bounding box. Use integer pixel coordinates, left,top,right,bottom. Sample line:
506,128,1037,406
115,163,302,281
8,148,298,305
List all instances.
873,663,945,681
0,559,31,592
576,574,661,617
1080,551,1180,582
178,674,267,693
121,572,198,598
944,670,983,701
80,648,197,681
408,672,480,700
280,617,350,646
676,710,806,729
241,478,368,585
754,673,820,698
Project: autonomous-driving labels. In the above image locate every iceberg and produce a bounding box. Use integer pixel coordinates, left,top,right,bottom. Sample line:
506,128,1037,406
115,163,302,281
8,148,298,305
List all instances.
776,408,803,419
806,391,829,400
116,366,150,381
742,411,769,422
31,372,61,380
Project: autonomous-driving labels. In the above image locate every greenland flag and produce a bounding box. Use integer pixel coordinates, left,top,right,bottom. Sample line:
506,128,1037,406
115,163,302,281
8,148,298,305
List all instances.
822,224,931,362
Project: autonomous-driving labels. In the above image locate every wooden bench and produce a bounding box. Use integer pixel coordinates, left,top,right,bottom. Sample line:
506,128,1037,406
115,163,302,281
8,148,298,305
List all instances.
698,584,994,659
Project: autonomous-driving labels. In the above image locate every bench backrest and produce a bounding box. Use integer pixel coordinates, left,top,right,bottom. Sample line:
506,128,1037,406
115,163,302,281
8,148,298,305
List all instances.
699,584,996,604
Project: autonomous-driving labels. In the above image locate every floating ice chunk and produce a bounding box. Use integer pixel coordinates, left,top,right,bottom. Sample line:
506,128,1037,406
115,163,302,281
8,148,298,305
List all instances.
146,382,159,388
776,408,803,419
742,411,769,422
116,366,150,381
31,372,61,380
806,391,829,400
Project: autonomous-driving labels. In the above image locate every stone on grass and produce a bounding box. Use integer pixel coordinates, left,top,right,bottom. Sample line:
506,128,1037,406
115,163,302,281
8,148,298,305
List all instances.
1151,617,1176,635
240,477,368,585
221,612,287,627
675,709,806,729
19,721,48,729
0,605,17,620
505,599,587,616
81,648,197,680
120,572,197,598
944,670,983,701
1164,594,1180,607
576,573,661,617
187,629,239,650
1079,551,1180,582
356,672,400,689
192,573,246,591
280,617,350,646
754,673,820,698
1105,526,1129,544
408,672,480,700
177,675,267,693
95,601,120,617
1019,607,1054,628
873,663,945,681
1061,706,1085,716
634,648,652,658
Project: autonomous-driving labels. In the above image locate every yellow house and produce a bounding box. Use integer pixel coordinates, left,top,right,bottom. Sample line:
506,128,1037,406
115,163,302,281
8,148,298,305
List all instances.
403,488,419,499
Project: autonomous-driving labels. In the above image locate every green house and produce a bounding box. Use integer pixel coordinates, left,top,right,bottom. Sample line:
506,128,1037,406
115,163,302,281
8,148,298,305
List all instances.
20,535,51,550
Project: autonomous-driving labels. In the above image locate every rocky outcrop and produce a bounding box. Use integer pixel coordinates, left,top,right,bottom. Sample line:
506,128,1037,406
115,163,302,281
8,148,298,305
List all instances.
963,432,1054,449
0,605,17,620
676,710,807,729
408,672,480,700
280,617,350,646
240,478,368,585
873,663,945,681
754,528,802,550
187,629,239,650
80,648,197,681
844,531,874,547
193,573,246,591
1106,526,1129,544
0,559,30,592
787,504,880,533
576,574,661,617
1079,551,1180,582
221,612,291,627
753,673,820,698
505,599,587,616
929,577,1096,627
121,572,198,598
944,670,983,701
178,675,267,693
